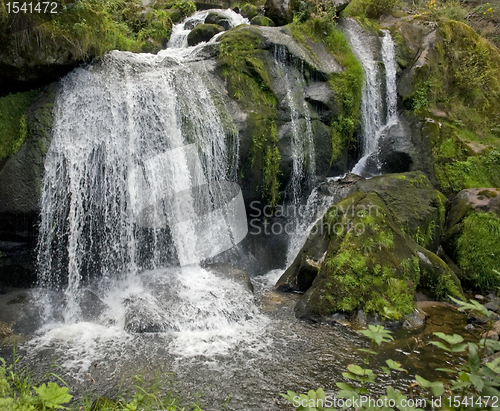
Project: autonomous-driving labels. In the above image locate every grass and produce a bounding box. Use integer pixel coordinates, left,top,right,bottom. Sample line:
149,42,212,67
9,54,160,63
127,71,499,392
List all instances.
0,90,38,163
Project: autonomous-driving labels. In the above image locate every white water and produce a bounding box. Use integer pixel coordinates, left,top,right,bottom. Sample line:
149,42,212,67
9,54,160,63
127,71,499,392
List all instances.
344,21,399,176
35,9,261,357
273,45,316,206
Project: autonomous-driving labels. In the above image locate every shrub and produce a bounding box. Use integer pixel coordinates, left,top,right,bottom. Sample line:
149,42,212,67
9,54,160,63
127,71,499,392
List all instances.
342,0,402,19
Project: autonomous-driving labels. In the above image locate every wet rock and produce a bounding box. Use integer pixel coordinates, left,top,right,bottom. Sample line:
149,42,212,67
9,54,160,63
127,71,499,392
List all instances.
204,262,254,293
493,321,500,335
123,294,174,333
403,308,427,329
79,289,107,322
205,12,232,30
187,23,224,46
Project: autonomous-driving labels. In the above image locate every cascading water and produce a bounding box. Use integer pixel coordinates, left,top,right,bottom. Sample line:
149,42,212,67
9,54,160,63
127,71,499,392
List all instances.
343,20,399,176
273,45,316,206
35,9,262,351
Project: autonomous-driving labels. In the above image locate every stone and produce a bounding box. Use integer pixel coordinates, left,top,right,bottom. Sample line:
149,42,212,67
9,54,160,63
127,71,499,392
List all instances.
204,262,254,293
187,24,224,47
492,321,500,335
264,0,291,26
250,15,275,27
205,12,232,30
485,301,500,314
305,82,338,124
288,172,462,322
481,330,499,341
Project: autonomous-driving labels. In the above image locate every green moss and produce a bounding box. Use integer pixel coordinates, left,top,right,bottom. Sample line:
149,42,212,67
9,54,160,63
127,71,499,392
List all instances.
456,212,500,291
240,3,258,20
217,27,281,206
342,0,402,19
288,19,363,163
0,90,38,163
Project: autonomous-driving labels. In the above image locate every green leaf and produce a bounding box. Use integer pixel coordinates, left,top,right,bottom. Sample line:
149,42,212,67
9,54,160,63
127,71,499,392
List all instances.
347,364,366,376
360,325,394,346
429,341,451,351
435,368,458,373
470,374,484,391
433,332,464,345
381,366,390,375
451,343,468,352
468,343,481,373
449,296,491,318
486,357,500,374
34,383,72,410
335,383,354,391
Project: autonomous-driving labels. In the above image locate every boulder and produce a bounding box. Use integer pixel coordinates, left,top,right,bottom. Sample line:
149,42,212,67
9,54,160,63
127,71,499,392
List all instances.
280,172,462,322
205,12,232,30
204,262,254,293
250,15,275,26
264,0,292,26
187,24,224,46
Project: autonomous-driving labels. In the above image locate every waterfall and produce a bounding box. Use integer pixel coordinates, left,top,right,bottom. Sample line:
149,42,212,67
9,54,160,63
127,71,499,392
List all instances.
36,9,251,327
273,45,316,206
343,20,399,176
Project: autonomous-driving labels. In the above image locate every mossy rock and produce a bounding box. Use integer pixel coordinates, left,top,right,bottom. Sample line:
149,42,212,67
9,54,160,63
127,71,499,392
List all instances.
205,11,231,30
250,15,275,27
187,23,224,46
443,189,500,292
288,172,461,322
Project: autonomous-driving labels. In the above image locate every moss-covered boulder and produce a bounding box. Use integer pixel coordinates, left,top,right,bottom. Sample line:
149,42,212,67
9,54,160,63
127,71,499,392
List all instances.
442,188,500,292
205,11,232,30
278,172,462,322
187,23,224,46
250,16,275,26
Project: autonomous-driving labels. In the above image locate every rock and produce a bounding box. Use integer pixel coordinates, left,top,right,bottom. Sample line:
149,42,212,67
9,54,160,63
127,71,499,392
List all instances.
204,262,254,293
187,24,224,46
264,0,292,26
205,12,232,30
124,294,174,333
492,321,500,335
481,330,499,341
485,301,500,314
79,289,107,322
447,188,500,229
331,0,351,13
0,85,57,286
403,308,427,329
250,15,275,26
305,82,339,124
288,172,463,322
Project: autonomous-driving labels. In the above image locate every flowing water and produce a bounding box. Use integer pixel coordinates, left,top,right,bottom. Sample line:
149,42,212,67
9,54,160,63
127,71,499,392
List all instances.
0,12,465,411
343,20,399,176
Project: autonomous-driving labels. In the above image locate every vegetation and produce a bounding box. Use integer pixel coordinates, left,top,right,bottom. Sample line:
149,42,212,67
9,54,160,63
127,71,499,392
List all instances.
0,356,203,410
456,212,500,292
0,0,197,57
342,0,402,19
0,90,38,163
283,298,500,411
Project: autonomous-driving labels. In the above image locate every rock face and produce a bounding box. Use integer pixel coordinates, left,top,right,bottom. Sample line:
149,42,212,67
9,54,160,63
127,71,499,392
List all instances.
264,0,292,26
277,172,462,322
0,85,57,286
250,15,275,26
205,11,232,30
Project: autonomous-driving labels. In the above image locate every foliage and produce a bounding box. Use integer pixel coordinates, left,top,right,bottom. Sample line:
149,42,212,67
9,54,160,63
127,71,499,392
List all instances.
282,298,500,411
0,90,38,162
342,0,402,19
1,0,197,59
0,356,203,410
456,212,500,292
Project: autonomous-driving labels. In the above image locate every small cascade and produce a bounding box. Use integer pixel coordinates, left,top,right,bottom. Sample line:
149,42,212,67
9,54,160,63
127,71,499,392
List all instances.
273,45,316,206
343,20,399,176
